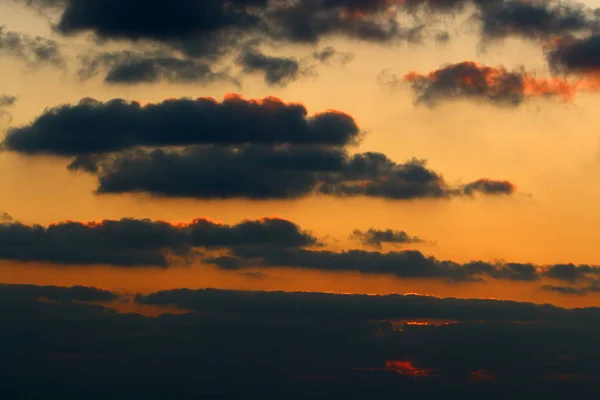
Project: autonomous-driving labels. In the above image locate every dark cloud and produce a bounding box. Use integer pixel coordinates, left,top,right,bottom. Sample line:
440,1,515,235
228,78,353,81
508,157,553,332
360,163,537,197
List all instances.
462,179,515,196
542,264,600,283
350,228,425,248
86,145,347,200
20,0,425,60
0,217,317,267
236,49,304,86
77,50,235,84
403,61,579,107
70,147,514,200
547,34,600,74
207,246,543,282
479,1,598,40
2,95,361,155
0,25,66,67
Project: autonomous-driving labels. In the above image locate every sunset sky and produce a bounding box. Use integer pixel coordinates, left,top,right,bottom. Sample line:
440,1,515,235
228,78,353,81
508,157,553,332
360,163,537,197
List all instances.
2,0,600,398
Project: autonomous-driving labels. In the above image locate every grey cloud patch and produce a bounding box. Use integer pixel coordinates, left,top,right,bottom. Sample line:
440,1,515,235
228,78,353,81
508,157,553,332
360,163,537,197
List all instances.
0,95,16,121
0,26,66,67
78,51,235,85
2,95,361,155
350,228,425,249
236,49,305,86
313,46,354,64
73,147,514,201
0,217,317,267
0,95,17,108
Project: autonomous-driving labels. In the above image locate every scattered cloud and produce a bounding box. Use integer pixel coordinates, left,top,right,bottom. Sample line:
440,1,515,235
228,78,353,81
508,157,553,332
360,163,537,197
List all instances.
403,61,582,107
350,228,425,249
0,25,66,67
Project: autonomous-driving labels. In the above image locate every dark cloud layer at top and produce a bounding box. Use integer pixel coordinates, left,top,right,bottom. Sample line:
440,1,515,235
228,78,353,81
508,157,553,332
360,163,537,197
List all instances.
403,61,580,107
20,0,422,60
2,95,360,155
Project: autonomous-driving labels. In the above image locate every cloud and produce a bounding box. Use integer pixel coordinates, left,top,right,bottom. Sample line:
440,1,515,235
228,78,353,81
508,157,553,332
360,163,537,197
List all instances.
20,0,425,59
77,50,235,84
236,49,305,86
0,217,317,267
546,34,600,75
350,228,425,248
2,94,361,155
0,95,16,108
479,0,599,41
462,179,515,195
209,246,544,282
0,25,66,67
403,61,583,107
68,147,514,200
312,46,354,64
542,264,600,283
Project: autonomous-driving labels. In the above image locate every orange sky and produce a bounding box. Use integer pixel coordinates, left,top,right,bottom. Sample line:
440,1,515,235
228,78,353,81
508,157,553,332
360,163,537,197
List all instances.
2,1,600,308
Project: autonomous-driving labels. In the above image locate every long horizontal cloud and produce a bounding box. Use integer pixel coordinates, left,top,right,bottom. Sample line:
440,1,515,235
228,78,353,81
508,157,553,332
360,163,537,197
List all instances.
68,147,515,200
207,247,543,282
135,287,595,323
403,61,585,107
0,216,317,267
2,94,360,155
77,50,235,85
3,283,600,398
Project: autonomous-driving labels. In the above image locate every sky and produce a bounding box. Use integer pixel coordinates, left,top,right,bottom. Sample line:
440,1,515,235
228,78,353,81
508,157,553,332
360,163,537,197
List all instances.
2,0,600,398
